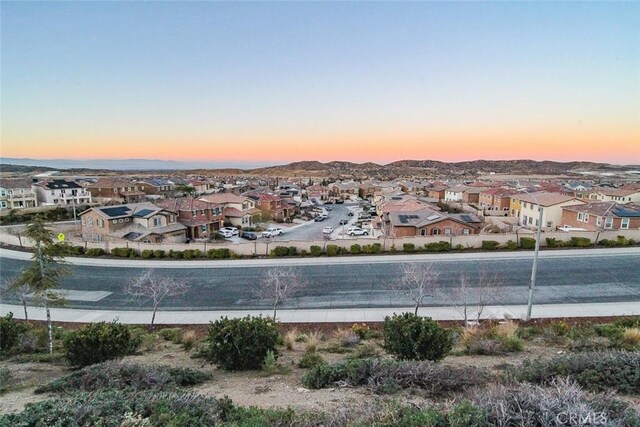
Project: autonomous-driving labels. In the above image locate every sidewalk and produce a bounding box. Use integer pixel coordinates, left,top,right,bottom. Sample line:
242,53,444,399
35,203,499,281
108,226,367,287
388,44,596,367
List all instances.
1,302,638,324
2,246,639,269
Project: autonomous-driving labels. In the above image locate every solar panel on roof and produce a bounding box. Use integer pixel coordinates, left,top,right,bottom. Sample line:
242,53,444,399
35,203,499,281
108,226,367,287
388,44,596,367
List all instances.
460,214,474,222
133,209,154,217
426,214,440,221
391,196,403,200
612,207,640,217
100,206,130,217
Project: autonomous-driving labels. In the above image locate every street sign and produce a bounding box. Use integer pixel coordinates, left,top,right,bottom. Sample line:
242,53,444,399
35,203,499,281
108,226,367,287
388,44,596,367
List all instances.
57,233,65,242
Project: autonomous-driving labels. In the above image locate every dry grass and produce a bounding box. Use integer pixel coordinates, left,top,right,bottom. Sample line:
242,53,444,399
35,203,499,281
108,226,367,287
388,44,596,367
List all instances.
460,326,480,348
622,328,640,347
304,331,322,353
494,321,519,339
284,329,298,351
333,328,361,348
182,330,197,351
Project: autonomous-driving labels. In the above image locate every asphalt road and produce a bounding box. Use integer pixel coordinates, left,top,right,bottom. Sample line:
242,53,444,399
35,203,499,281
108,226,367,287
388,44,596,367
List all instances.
2,251,639,311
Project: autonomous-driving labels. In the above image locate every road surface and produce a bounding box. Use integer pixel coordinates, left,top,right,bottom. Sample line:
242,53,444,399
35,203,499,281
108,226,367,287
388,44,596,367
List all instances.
1,248,639,312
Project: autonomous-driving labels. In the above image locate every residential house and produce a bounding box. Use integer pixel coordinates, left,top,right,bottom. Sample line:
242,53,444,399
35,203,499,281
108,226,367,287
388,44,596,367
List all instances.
444,186,467,202
84,178,146,204
560,202,640,231
427,185,448,201
199,193,261,227
80,203,187,243
0,179,38,210
35,179,92,207
156,198,224,240
478,188,517,213
330,181,360,199
589,189,640,204
245,191,291,222
306,185,330,201
387,208,481,237
138,179,174,198
515,192,585,231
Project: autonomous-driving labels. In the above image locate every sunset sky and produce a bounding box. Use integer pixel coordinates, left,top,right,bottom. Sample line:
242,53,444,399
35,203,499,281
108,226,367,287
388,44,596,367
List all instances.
2,2,639,166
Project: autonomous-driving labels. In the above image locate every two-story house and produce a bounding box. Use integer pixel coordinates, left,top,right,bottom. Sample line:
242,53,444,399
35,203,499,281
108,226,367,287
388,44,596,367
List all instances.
561,202,640,231
515,192,585,231
588,189,640,204
35,179,92,207
84,178,146,204
478,188,517,213
80,203,186,243
0,179,38,210
245,192,290,222
199,193,261,227
138,179,174,198
306,185,330,202
156,198,224,240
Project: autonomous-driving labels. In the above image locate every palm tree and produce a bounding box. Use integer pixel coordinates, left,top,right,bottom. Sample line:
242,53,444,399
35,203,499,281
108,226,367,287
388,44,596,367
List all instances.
12,216,68,353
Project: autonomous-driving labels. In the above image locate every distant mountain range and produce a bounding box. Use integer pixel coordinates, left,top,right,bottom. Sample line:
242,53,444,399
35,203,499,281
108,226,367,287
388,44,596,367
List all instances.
1,157,638,176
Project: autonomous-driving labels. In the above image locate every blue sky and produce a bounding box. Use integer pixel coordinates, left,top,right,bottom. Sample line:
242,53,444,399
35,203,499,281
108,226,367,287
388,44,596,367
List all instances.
2,1,639,164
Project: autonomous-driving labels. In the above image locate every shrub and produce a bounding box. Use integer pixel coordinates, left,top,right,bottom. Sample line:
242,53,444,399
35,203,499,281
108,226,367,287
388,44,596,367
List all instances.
346,342,382,360
269,246,290,257
64,321,141,367
545,237,564,248
463,322,524,355
402,243,415,253
141,249,155,259
207,248,231,259
304,331,321,353
350,244,362,255
622,328,640,349
111,247,137,257
454,243,464,251
424,241,451,252
299,249,308,257
159,328,183,344
153,250,165,258
283,329,297,350
182,249,201,259
35,361,211,393
0,313,19,356
168,249,183,259
504,240,518,250
298,352,325,369
383,313,453,361
351,323,377,340
309,245,323,256
262,350,291,375
520,237,536,249
85,248,105,257
333,328,361,348
326,245,339,256
181,330,197,351
515,351,640,394
287,246,298,256
207,316,280,371
569,236,591,247
481,240,499,250
448,400,487,427
302,358,488,394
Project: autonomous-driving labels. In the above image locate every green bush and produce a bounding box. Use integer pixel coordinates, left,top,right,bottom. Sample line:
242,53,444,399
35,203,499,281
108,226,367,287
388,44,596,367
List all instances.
520,237,536,249
570,236,591,247
141,249,155,259
403,243,415,253
153,249,165,258
53,243,85,256
168,249,183,259
207,316,280,371
383,313,453,361
515,351,640,394
350,244,362,255
424,241,451,252
481,240,499,250
270,246,290,257
182,249,201,259
454,244,465,251
326,245,339,256
0,313,19,356
362,243,382,254
159,328,183,344
287,246,298,256
63,321,141,368
448,400,487,427
207,248,231,259
85,248,105,257
545,237,565,248
35,361,211,394
298,352,325,369
505,240,518,250
310,245,323,256
111,247,137,258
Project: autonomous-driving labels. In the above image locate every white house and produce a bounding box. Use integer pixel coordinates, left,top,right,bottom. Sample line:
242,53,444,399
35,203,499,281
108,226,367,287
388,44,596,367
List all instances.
444,186,467,203
589,189,640,204
515,192,585,231
0,179,38,210
35,179,92,207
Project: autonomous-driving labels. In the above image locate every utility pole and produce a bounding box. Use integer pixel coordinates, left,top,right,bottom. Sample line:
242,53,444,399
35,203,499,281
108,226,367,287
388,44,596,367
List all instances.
526,203,544,321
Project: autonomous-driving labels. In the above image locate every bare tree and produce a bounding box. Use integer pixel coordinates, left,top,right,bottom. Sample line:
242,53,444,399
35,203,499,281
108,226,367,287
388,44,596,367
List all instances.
453,269,502,326
124,270,189,329
393,263,440,315
256,267,305,320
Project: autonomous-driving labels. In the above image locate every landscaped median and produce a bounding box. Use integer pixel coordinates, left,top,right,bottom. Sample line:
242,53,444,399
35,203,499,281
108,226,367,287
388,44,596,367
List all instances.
1,228,639,260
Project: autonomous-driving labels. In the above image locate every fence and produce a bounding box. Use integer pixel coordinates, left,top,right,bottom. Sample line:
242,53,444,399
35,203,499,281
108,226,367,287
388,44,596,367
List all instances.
1,227,639,257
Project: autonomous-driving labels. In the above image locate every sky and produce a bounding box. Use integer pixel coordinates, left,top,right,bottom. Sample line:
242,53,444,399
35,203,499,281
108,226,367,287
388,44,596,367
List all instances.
2,2,639,166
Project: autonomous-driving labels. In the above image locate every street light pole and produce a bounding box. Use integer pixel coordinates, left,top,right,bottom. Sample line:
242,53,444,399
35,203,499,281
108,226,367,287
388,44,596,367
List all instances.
525,199,544,321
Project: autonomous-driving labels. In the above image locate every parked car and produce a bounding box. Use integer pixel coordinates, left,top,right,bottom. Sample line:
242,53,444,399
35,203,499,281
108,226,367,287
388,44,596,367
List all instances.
347,227,369,236
335,199,344,204
220,226,239,236
325,200,334,204
240,231,257,240
217,229,234,238
314,216,325,222
325,206,332,211
339,219,349,225
322,226,334,234
347,211,354,216
262,227,284,238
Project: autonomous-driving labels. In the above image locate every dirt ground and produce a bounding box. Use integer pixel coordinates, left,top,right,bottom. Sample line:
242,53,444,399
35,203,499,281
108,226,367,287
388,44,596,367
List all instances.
0,336,572,416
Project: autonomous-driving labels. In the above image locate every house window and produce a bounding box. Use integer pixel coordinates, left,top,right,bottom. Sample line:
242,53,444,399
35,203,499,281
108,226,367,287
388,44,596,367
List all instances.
200,225,207,232
420,229,427,236
577,212,584,221
125,218,130,222
528,217,533,225
153,217,161,226
546,221,552,228
82,219,86,225
596,217,602,226
605,217,613,229
462,229,470,235
113,219,118,224
97,219,104,227
89,218,94,226
621,218,629,230
584,214,589,223
444,228,451,236
431,228,440,235
97,234,103,242
118,219,124,223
